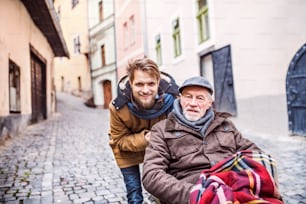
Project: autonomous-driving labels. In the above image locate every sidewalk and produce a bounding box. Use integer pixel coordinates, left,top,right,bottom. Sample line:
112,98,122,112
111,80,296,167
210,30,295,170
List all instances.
0,93,305,204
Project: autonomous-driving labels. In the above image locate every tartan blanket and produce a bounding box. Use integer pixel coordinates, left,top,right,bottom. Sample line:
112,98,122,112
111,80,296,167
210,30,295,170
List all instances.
189,151,283,204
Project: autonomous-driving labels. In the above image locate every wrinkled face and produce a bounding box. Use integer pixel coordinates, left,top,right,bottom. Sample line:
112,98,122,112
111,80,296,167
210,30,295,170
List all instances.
180,86,213,121
130,69,159,109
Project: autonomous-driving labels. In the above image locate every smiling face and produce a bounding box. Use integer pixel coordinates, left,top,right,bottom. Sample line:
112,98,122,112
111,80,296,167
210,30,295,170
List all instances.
130,69,159,109
180,86,213,121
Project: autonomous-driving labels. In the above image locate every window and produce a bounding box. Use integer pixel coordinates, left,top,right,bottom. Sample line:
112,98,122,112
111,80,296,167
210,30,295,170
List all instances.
155,34,162,65
123,16,136,49
61,76,64,92
129,15,136,44
72,0,79,8
9,60,21,113
57,6,61,21
172,18,182,57
99,1,104,21
73,35,81,54
101,45,106,66
196,0,210,43
78,76,82,91
123,22,129,49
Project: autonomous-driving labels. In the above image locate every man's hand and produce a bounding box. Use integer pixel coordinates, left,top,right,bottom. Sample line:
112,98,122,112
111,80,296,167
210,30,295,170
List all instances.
144,131,151,142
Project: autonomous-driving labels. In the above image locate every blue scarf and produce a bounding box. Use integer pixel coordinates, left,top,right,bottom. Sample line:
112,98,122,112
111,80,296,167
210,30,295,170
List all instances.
127,93,175,119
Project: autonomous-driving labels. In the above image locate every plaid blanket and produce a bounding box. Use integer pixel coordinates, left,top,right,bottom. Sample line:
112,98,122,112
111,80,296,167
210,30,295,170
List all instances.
189,151,283,204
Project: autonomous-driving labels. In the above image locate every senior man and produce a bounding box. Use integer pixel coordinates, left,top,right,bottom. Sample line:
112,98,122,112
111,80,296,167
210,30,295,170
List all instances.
142,76,263,204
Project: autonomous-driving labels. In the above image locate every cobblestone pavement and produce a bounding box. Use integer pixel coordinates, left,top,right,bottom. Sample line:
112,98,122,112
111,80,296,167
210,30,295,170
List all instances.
0,93,305,204
0,93,130,204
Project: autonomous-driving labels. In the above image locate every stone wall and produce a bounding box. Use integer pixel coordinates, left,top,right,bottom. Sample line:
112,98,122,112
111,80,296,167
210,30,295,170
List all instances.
0,115,30,144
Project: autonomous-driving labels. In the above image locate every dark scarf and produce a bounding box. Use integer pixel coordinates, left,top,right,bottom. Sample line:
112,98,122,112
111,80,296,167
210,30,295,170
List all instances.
128,93,175,119
172,98,215,137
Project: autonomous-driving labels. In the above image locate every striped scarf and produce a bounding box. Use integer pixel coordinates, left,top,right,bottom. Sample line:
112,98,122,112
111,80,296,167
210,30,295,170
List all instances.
189,150,283,204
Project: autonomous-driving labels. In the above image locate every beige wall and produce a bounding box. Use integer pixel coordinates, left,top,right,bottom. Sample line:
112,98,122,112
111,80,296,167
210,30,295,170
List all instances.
211,0,306,98
208,0,306,136
0,0,59,141
0,0,56,116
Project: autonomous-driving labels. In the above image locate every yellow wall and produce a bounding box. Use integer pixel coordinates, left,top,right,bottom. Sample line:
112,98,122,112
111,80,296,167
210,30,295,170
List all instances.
0,0,56,117
53,0,91,94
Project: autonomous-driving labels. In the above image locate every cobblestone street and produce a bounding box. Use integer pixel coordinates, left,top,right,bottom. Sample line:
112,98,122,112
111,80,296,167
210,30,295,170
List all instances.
0,93,305,204
0,93,128,204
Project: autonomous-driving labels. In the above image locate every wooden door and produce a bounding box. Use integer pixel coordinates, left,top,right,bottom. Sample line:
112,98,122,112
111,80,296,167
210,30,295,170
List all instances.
286,44,306,136
103,80,112,109
211,45,237,116
31,52,47,123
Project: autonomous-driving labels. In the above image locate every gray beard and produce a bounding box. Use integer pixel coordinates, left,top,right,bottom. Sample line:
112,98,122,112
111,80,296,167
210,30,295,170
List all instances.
172,98,215,137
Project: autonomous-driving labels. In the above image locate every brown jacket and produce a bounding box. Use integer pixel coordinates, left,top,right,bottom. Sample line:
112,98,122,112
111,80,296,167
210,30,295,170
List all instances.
142,112,261,204
108,103,168,168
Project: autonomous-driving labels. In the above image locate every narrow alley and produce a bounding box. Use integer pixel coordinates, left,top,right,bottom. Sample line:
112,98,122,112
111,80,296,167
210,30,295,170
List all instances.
0,93,128,204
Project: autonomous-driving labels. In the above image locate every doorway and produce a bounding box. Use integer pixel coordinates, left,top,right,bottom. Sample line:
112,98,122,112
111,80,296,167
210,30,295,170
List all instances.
102,80,112,109
286,44,306,136
30,49,47,123
200,45,237,116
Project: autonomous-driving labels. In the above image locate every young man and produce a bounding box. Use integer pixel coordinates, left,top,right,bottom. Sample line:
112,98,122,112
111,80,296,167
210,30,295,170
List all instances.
108,58,179,204
142,76,269,204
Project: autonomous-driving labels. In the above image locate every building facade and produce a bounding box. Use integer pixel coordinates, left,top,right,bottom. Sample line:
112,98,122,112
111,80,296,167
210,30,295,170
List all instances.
85,0,306,137
88,0,117,109
0,0,69,143
53,0,92,97
114,0,147,79
143,0,306,137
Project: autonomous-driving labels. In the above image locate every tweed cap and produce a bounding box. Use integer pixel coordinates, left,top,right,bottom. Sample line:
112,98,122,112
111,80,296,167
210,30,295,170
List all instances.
179,76,213,94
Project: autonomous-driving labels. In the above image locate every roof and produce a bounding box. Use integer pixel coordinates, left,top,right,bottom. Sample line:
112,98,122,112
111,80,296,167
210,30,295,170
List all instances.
21,0,69,58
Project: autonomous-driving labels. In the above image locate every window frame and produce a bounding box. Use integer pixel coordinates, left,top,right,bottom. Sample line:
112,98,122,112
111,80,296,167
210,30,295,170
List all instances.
99,1,104,22
172,18,182,57
123,22,129,49
9,59,21,114
57,5,61,21
101,44,106,66
129,15,136,45
155,34,162,65
196,0,210,43
73,35,81,54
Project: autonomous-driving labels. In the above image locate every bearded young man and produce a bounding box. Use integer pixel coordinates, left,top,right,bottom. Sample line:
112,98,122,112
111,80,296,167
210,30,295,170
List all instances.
108,58,179,204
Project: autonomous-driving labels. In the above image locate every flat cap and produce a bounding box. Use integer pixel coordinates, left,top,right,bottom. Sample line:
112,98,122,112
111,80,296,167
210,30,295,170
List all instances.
179,76,213,94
